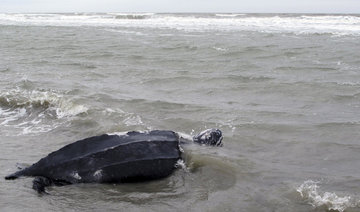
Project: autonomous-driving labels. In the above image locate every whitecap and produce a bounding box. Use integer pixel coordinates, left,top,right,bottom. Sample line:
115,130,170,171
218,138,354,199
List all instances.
215,14,245,17
0,88,88,135
297,180,358,212
212,47,227,52
123,114,144,126
175,159,189,172
55,104,88,119
1,13,360,36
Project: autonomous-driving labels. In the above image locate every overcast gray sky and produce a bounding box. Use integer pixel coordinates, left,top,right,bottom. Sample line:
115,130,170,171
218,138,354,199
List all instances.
1,0,360,13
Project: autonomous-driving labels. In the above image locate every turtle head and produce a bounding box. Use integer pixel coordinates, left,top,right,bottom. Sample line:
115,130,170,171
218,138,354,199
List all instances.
193,129,223,147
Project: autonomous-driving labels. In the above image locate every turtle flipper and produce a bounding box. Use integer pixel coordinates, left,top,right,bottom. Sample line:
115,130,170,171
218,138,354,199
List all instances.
5,169,26,180
32,176,53,194
5,173,19,180
4,163,31,179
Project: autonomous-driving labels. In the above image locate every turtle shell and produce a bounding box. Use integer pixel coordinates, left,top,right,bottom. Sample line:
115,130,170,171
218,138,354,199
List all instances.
6,130,182,183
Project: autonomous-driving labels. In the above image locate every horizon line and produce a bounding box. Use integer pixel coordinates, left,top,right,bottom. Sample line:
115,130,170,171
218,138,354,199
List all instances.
1,12,360,15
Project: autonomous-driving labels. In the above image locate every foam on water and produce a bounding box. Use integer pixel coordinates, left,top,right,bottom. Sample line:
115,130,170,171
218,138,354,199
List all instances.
297,180,358,212
0,88,88,135
110,13,155,20
0,13,359,36
123,114,144,126
175,159,189,172
215,13,246,17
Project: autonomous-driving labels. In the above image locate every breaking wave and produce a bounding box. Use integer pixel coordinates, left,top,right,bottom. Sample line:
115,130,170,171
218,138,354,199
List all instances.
0,88,87,135
0,13,359,36
215,13,246,17
111,13,154,20
297,180,359,212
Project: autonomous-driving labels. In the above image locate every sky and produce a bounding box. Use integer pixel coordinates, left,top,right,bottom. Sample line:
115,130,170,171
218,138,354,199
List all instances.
1,0,360,14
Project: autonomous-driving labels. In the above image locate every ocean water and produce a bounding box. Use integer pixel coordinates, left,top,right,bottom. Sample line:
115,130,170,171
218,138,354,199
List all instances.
1,13,360,212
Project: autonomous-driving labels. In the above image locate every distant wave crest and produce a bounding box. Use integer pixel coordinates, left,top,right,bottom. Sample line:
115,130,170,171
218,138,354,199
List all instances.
111,13,154,20
0,13,359,36
215,13,245,17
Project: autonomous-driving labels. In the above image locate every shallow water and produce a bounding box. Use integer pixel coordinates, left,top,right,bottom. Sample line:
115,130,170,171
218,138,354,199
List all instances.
1,13,360,211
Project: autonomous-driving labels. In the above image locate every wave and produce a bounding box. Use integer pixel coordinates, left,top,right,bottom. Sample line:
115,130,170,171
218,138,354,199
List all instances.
0,88,87,117
332,93,360,101
110,13,154,20
335,81,360,86
0,88,87,135
215,13,246,18
315,121,360,128
297,180,359,212
102,107,147,129
0,13,359,36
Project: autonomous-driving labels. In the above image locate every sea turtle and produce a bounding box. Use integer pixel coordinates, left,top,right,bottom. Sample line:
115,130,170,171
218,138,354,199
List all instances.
5,129,223,193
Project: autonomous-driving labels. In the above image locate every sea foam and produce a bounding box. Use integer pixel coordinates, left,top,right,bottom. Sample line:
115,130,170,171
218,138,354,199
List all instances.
0,13,359,36
0,88,87,135
297,180,358,212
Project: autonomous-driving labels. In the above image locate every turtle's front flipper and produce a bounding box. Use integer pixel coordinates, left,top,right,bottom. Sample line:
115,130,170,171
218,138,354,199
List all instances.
5,169,27,180
32,176,53,194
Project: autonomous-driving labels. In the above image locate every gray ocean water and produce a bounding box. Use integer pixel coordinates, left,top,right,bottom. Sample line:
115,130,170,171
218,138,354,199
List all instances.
1,13,360,212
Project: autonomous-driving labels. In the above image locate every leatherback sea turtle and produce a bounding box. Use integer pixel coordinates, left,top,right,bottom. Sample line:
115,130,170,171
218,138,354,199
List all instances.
5,129,223,193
